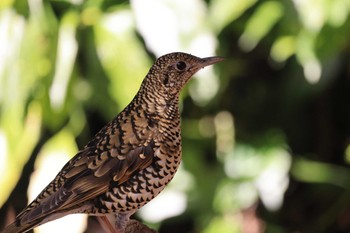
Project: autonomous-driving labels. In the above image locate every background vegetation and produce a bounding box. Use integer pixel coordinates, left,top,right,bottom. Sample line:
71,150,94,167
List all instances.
1,0,350,232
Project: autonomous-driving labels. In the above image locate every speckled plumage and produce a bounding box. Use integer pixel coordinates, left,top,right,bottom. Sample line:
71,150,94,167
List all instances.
2,52,223,233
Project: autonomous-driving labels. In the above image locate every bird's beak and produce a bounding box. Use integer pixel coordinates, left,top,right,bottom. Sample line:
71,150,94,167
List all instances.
181,55,224,89
198,56,224,68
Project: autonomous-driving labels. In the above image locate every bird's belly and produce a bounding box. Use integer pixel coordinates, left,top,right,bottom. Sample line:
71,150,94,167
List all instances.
98,149,181,213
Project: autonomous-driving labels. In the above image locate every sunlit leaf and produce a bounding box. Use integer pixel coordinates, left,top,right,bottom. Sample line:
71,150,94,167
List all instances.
239,1,284,51
291,158,350,189
209,0,257,33
0,102,41,207
270,36,296,63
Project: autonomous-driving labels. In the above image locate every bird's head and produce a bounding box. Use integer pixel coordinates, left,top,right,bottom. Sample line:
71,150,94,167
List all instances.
144,52,223,100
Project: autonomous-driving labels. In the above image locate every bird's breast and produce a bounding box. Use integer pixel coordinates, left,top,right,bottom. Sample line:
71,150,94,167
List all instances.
97,132,182,214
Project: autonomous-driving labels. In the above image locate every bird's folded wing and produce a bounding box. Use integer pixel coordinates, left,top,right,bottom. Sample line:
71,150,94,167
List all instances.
17,141,155,225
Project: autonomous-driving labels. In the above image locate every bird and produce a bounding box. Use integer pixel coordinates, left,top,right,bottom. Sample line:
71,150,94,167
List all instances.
2,52,223,233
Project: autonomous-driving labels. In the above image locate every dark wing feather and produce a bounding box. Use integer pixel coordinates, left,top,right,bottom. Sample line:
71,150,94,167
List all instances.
15,140,156,229
114,140,155,184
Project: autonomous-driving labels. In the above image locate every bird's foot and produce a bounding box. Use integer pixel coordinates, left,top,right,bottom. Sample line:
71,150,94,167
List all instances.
97,213,131,233
97,215,122,233
115,213,130,233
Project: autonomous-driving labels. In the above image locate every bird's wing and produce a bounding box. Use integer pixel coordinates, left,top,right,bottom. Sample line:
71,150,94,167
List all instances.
16,139,156,226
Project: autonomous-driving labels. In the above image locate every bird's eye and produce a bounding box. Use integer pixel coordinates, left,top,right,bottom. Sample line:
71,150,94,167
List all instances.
176,61,187,71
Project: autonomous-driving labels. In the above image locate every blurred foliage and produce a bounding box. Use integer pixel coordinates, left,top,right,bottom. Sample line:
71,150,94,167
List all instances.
1,0,350,233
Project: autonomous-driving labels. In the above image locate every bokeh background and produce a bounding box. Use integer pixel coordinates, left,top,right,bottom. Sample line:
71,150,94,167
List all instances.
1,0,350,232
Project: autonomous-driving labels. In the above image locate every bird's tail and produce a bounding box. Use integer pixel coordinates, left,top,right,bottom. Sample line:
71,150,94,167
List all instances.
1,219,42,233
